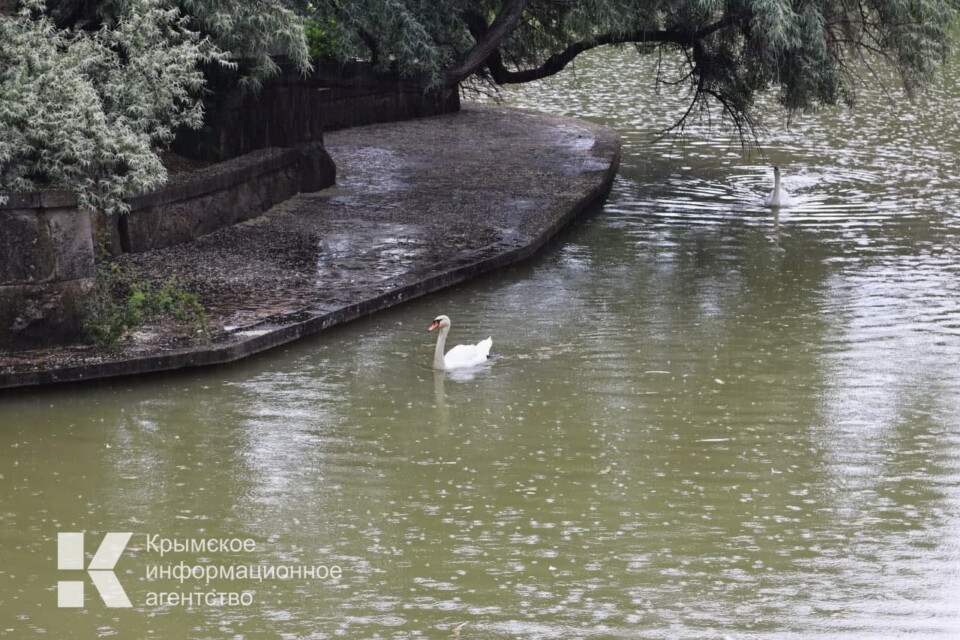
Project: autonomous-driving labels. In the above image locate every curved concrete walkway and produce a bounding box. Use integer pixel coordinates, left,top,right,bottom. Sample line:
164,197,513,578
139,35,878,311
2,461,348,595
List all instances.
0,105,620,389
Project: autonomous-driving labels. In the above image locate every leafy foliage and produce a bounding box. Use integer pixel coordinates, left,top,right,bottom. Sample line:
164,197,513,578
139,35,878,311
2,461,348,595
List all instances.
305,15,341,60
82,238,208,349
1,0,956,210
179,0,311,90
0,0,309,212
312,0,959,132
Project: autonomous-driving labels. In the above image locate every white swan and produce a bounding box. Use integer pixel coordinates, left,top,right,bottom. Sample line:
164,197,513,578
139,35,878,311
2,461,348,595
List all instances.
764,165,791,207
428,315,492,370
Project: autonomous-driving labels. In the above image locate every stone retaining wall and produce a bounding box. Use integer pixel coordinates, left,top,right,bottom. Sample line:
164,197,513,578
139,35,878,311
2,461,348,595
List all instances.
313,60,460,133
174,60,460,162
0,192,96,351
123,143,334,253
0,143,335,352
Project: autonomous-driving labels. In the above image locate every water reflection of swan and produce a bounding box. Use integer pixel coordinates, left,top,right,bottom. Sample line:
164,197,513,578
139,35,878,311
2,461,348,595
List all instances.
433,370,450,433
428,315,492,370
765,165,791,208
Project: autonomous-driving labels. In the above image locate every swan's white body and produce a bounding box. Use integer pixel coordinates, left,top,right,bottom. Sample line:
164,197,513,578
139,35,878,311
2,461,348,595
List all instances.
765,165,791,207
428,315,492,370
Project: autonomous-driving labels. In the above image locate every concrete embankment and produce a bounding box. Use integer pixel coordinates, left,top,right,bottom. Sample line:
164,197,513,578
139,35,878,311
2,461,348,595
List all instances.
0,105,621,389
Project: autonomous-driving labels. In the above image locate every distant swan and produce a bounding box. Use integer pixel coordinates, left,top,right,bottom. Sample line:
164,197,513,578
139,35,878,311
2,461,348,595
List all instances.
765,165,790,207
428,315,492,370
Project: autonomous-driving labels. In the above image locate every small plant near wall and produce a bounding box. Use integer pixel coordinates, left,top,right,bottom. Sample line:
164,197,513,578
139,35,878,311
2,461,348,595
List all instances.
82,238,208,349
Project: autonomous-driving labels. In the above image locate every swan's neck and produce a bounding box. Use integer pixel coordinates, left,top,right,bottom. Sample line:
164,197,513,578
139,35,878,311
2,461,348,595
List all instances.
773,172,781,197
433,326,448,370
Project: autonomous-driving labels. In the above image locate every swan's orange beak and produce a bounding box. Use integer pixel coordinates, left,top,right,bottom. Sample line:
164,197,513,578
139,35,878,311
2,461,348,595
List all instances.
428,321,440,332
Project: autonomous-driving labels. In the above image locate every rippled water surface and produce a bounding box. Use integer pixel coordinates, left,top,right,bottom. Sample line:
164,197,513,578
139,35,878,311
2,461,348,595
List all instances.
3,48,960,638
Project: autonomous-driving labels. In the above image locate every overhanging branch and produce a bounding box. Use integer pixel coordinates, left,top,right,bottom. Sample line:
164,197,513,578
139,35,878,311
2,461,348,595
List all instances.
442,0,530,87
464,15,732,85
485,30,692,84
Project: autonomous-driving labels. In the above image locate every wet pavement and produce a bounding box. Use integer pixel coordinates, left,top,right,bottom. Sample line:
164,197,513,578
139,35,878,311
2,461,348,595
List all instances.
0,105,620,388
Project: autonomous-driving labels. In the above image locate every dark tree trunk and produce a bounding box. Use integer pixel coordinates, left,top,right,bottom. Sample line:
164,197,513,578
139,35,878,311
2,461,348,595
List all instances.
48,0,98,29
442,0,530,87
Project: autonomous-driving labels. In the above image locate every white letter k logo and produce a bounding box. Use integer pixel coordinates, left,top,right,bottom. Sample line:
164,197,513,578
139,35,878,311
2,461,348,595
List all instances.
57,532,133,608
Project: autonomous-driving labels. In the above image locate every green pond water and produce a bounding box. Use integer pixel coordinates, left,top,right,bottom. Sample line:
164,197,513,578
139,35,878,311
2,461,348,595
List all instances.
3,48,960,639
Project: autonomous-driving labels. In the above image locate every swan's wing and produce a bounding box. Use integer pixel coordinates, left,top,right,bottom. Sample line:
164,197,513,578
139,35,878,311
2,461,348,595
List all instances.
444,337,493,369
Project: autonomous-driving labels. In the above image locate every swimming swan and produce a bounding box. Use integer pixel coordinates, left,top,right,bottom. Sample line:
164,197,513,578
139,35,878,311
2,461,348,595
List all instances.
765,165,791,207
428,315,492,370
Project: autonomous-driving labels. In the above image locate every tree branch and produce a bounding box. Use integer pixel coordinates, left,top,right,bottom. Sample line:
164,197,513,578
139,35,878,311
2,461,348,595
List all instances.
484,30,692,84
356,26,379,66
442,0,530,87
466,15,733,86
